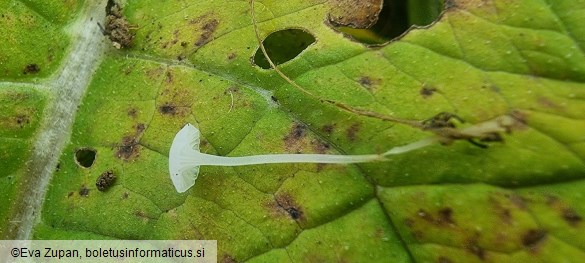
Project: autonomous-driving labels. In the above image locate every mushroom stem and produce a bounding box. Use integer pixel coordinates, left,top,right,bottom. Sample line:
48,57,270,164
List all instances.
191,151,385,166
169,123,435,193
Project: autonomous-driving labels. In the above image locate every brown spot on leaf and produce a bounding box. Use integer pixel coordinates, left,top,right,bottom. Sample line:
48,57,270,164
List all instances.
165,70,173,83
180,41,188,47
322,124,335,134
358,76,379,89
346,123,360,141
284,122,307,151
327,0,383,28
116,136,140,161
227,53,237,60
159,103,177,115
310,139,330,154
15,114,30,128
67,191,74,198
437,208,455,225
23,64,40,74
135,123,145,133
420,86,437,98
96,170,116,192
122,192,129,199
562,208,582,227
101,2,135,49
79,185,90,197
522,229,547,250
275,193,305,221
195,18,219,47
127,108,137,118
545,195,583,227
224,86,240,94
416,208,456,226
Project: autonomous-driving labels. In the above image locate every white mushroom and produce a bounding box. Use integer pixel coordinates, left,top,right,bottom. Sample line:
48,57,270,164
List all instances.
169,123,436,193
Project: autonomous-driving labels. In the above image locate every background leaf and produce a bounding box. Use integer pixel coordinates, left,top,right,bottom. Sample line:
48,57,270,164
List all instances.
1,0,584,262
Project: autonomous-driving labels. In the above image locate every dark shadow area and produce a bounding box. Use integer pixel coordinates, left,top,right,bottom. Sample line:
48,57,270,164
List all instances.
253,28,316,69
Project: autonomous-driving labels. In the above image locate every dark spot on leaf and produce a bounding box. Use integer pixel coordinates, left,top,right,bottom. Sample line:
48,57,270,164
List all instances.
310,139,330,154
100,1,135,49
322,124,335,134
165,71,173,83
420,86,437,98
424,209,454,225
358,76,379,89
145,66,165,80
159,103,177,115
224,86,240,94
177,55,186,61
422,112,463,130
135,123,145,133
437,208,455,225
55,162,61,172
180,41,188,47
437,256,453,263
227,53,236,60
122,192,129,199
195,18,219,47
127,108,137,118
15,114,30,128
346,123,360,142
79,185,90,197
96,170,116,192
286,207,301,220
522,229,547,250
270,95,278,103
67,191,74,198
562,208,582,227
275,193,305,221
116,137,139,161
75,148,96,168
284,122,307,152
23,64,40,74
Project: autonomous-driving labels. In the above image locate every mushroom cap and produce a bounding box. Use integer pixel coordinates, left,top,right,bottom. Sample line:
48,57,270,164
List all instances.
169,123,201,193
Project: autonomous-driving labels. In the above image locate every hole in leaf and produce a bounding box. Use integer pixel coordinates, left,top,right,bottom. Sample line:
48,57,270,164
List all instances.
75,148,96,168
253,28,316,69
331,0,445,45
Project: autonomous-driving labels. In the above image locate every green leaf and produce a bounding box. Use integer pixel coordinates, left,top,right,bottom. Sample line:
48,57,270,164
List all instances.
1,0,584,262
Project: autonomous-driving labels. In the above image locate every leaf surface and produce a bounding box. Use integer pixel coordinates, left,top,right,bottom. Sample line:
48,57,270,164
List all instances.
1,0,584,262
